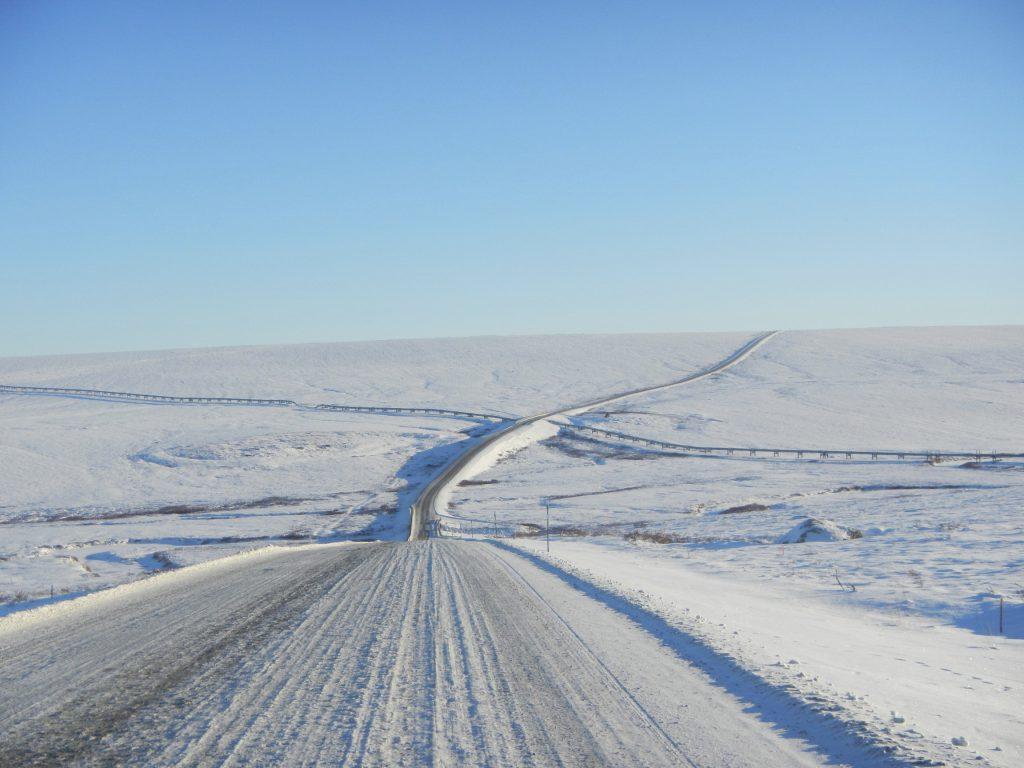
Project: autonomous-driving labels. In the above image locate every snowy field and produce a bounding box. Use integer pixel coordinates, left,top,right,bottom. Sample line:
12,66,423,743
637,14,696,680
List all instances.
444,326,1024,767
574,326,1024,452
1,326,1021,767
446,327,1024,634
0,332,747,605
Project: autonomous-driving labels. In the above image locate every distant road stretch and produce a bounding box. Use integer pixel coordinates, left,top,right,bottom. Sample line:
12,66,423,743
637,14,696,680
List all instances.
409,331,779,539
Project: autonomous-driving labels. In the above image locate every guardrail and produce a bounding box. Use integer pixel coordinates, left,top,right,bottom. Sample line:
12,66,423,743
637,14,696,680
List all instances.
0,384,509,422
564,423,1024,462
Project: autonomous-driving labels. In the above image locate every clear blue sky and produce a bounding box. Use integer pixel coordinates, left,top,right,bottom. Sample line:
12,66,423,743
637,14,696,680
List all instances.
2,1,1021,356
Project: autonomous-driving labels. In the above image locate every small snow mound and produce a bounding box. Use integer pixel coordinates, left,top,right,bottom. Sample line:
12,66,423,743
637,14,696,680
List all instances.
776,517,862,544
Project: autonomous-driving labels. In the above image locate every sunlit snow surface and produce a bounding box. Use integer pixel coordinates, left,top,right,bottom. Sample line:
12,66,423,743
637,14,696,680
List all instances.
0,331,749,603
447,327,1024,632
441,326,1024,768
1,326,1022,766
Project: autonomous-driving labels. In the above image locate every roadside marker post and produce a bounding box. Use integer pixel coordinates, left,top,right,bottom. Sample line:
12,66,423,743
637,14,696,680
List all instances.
546,503,550,553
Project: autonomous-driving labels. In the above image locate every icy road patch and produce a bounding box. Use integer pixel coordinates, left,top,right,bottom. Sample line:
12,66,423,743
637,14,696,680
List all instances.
0,540,838,767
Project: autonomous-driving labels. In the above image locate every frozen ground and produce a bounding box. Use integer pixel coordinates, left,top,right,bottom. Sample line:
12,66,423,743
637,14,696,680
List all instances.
0,332,747,604
0,400,478,604
449,447,1024,637
444,326,1024,767
572,326,1024,452
0,540,844,767
0,332,752,414
1,326,1021,767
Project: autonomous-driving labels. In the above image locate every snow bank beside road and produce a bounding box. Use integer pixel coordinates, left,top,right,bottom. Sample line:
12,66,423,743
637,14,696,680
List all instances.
447,325,1024,766
0,542,360,636
450,326,1024,637
508,538,1023,768
434,419,561,530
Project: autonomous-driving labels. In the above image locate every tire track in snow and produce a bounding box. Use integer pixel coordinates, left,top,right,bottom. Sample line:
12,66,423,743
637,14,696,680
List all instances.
0,539,825,767
0,543,378,766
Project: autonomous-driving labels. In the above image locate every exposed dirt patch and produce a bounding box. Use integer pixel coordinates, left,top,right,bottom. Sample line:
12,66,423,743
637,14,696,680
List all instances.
831,484,990,493
624,530,687,544
4,494,337,525
514,520,649,538
149,552,179,571
623,530,739,545
623,529,765,546
718,503,770,515
548,485,646,500
960,461,1023,471
149,504,209,516
321,503,396,517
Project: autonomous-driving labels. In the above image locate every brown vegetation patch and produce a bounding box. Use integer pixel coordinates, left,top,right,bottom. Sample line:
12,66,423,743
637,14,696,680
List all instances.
718,503,769,515
624,530,689,544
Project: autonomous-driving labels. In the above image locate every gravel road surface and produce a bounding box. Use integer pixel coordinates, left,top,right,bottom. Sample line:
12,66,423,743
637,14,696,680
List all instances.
0,540,821,767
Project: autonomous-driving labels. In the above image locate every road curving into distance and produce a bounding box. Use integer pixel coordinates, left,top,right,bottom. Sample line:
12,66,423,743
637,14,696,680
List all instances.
3,329,902,767
408,330,778,540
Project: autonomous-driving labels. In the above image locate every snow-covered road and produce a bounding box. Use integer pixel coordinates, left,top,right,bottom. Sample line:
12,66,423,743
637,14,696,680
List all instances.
411,331,779,539
0,539,827,767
